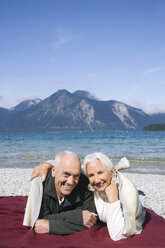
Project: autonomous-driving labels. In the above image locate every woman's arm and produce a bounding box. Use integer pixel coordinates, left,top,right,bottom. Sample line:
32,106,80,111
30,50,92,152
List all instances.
104,181,128,241
106,200,127,241
104,176,139,240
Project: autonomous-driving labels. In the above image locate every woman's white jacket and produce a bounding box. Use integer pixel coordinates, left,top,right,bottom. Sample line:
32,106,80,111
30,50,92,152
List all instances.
92,171,146,241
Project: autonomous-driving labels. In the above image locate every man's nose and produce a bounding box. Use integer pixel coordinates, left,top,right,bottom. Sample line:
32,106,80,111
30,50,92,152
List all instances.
67,176,74,185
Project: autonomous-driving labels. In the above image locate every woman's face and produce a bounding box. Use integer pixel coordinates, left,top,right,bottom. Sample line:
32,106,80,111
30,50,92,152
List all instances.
86,159,113,192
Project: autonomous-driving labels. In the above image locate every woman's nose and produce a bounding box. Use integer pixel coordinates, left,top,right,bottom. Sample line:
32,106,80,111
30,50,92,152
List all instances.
94,175,100,183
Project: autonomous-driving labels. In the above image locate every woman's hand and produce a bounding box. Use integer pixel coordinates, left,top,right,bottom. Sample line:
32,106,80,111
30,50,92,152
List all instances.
105,180,119,203
30,162,52,182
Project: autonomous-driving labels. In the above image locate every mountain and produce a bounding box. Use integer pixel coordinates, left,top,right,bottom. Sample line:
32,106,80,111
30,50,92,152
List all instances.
0,89,165,132
0,107,10,118
150,113,165,123
10,98,42,112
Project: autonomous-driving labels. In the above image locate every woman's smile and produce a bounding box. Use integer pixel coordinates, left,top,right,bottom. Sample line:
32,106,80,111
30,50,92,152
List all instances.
94,181,105,188
86,159,113,192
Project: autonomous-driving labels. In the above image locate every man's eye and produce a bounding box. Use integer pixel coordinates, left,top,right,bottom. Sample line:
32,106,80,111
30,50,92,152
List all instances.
88,174,93,178
64,172,69,177
98,171,103,175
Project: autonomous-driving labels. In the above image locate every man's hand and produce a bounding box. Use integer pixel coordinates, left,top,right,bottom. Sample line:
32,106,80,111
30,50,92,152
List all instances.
34,219,49,233
82,210,97,228
30,162,52,182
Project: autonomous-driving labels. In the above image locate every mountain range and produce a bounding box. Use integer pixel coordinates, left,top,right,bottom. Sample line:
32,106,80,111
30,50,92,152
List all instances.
0,89,165,132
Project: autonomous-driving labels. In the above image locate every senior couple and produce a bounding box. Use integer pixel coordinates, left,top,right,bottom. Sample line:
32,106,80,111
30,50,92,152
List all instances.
23,151,146,241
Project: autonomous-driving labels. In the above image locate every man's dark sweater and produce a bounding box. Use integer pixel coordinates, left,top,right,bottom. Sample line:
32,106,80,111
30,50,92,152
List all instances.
39,170,96,234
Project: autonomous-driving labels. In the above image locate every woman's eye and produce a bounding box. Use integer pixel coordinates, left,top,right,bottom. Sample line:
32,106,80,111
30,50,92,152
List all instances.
98,171,103,175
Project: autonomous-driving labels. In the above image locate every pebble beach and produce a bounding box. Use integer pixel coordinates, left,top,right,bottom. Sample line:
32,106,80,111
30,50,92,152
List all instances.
0,168,165,219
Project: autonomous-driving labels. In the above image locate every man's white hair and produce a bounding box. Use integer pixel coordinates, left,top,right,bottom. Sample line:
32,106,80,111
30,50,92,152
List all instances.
54,151,80,171
83,152,114,175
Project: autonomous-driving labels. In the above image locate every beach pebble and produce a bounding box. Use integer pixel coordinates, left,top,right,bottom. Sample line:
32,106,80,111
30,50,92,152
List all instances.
0,168,164,219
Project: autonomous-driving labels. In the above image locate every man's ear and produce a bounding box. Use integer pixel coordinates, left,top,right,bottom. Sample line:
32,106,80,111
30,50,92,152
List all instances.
52,166,56,177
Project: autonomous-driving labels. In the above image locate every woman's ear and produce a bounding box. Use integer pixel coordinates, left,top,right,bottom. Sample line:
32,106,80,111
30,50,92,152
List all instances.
111,167,115,181
52,166,56,177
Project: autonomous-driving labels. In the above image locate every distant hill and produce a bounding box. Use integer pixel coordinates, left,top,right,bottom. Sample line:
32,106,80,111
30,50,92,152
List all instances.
0,107,10,118
143,123,165,131
0,89,165,132
10,98,42,112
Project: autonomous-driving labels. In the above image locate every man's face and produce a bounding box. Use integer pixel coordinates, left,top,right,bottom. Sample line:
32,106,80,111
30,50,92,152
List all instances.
52,154,81,200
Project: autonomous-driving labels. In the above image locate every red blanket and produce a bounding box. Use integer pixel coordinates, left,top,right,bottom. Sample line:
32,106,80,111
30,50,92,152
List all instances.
0,196,165,248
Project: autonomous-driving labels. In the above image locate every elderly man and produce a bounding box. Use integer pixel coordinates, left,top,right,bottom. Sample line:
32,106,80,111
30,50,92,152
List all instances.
23,151,97,235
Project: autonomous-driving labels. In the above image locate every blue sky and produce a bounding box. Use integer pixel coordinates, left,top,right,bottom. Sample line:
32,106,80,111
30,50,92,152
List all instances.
0,0,165,114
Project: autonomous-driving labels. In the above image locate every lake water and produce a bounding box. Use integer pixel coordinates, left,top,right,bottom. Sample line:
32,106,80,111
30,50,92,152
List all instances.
0,131,165,174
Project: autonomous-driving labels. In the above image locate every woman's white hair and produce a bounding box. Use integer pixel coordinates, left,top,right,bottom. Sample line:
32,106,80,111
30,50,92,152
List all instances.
54,151,80,171
83,152,114,176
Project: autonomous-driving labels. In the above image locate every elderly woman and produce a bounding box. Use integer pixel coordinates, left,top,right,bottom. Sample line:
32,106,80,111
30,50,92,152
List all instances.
83,152,146,241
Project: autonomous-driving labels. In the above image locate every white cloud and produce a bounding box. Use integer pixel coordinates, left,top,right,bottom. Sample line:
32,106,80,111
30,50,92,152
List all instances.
128,99,165,114
144,104,165,114
143,67,163,75
51,28,82,50
86,73,100,80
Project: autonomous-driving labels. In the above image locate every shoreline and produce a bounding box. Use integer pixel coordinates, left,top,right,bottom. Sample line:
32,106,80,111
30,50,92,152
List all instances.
0,168,165,219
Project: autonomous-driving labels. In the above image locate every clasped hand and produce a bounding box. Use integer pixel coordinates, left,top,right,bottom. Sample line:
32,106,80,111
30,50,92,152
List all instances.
82,210,97,228
34,219,49,233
